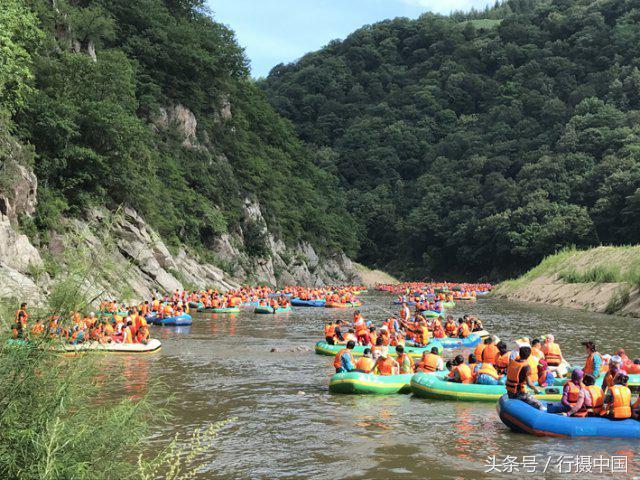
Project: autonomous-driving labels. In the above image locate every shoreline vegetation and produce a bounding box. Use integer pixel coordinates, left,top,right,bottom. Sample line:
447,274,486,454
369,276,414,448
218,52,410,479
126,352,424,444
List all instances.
493,246,640,317
0,228,231,480
354,263,399,287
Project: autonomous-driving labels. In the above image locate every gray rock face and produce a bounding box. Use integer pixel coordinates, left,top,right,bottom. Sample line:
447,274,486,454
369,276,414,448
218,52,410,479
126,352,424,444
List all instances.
0,216,43,273
0,163,38,222
204,199,362,287
0,164,361,306
0,159,42,274
152,104,198,147
0,265,41,303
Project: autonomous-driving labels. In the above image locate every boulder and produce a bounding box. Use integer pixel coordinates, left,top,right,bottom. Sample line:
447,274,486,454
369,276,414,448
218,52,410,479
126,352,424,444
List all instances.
0,217,43,273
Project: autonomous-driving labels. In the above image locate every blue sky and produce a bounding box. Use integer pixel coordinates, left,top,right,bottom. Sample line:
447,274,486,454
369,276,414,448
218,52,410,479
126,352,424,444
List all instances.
208,0,498,77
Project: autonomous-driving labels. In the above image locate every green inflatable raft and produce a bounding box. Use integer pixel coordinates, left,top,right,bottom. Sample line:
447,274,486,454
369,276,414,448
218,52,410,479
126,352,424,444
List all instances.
329,372,414,394
254,305,292,314
315,341,443,359
410,372,563,402
329,370,448,394
197,306,240,314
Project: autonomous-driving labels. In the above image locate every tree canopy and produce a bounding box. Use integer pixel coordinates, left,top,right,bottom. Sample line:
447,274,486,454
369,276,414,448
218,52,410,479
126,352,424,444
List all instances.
4,0,357,259
262,0,640,278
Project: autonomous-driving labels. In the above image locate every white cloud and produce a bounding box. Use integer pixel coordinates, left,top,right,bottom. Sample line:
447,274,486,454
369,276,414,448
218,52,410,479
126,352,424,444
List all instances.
398,0,495,14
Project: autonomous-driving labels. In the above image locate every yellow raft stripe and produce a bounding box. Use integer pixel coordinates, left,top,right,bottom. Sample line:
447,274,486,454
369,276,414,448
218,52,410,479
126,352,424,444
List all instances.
60,346,162,357
330,378,408,389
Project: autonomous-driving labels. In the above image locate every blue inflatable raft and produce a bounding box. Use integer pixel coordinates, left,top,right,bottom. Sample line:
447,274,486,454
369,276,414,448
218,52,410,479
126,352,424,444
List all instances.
146,313,192,326
436,333,482,349
291,298,326,307
497,395,640,438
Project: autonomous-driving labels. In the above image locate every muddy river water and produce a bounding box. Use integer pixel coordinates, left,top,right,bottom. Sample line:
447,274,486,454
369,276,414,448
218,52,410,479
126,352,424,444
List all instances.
104,292,640,479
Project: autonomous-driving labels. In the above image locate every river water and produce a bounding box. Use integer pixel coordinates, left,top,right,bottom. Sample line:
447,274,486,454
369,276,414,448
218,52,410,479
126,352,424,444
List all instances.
104,292,640,479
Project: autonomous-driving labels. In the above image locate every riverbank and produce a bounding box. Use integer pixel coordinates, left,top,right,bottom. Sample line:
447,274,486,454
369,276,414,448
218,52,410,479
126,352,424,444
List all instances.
353,263,399,287
493,246,640,317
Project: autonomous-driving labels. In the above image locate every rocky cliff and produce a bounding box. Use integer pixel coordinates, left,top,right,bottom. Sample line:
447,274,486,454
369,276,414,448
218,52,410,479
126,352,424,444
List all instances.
0,160,361,305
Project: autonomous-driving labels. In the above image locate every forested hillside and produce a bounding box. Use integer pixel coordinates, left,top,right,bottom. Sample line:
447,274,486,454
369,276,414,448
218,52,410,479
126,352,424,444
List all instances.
2,0,357,266
262,0,640,279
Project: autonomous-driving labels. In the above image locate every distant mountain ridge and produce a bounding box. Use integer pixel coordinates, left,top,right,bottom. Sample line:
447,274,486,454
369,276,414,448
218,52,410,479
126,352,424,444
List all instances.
262,0,640,280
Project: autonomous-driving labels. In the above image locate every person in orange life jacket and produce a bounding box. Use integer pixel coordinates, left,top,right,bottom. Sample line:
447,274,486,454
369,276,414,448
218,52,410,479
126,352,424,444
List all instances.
603,373,632,419
541,334,564,367
416,347,444,373
395,345,415,374
616,348,630,365
469,316,483,332
603,355,622,391
582,341,603,377
473,339,487,362
583,374,605,416
332,326,345,345
373,351,399,376
506,346,544,410
432,321,446,339
367,326,378,346
457,319,470,338
343,328,358,344
530,339,545,362
400,303,411,323
559,369,588,417
480,337,500,365
334,340,357,373
495,341,511,374
324,321,338,344
467,353,479,378
448,355,473,384
475,360,504,386
355,348,375,373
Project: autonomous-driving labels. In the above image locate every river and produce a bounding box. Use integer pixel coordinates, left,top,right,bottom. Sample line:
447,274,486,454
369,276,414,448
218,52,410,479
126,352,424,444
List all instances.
104,292,640,479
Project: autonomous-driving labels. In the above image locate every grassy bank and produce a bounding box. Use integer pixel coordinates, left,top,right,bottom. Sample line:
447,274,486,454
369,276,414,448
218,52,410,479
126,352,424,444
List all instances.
495,246,640,316
354,263,399,287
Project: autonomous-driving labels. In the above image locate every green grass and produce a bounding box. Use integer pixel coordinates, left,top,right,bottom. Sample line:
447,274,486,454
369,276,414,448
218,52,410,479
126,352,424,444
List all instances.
605,285,631,314
559,264,621,284
497,245,640,292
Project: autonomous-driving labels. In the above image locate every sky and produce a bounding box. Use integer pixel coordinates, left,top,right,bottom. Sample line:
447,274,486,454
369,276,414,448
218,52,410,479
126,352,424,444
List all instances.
208,0,498,78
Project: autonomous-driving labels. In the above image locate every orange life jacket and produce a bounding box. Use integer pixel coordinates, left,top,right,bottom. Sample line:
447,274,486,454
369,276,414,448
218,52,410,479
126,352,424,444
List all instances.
473,344,485,360
355,356,375,372
542,342,562,366
476,363,500,380
506,359,528,395
418,325,430,344
584,352,602,375
585,385,604,415
458,323,470,338
496,353,510,372
453,364,472,383
396,353,415,374
481,344,500,365
375,357,396,376
324,324,336,338
565,382,582,405
608,385,631,419
417,353,439,373
333,348,354,369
